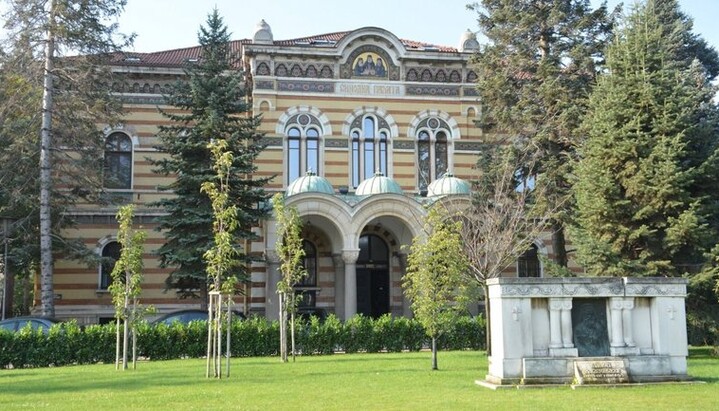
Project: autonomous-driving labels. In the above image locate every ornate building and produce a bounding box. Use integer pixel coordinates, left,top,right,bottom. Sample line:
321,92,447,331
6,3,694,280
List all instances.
53,22,578,323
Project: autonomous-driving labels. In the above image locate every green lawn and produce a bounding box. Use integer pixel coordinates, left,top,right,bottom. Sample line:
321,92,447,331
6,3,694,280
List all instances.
1,349,717,410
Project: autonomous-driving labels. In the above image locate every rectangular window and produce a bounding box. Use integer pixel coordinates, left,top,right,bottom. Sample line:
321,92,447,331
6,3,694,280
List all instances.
364,140,374,179
307,139,319,175
288,139,301,183
379,140,387,176
352,140,360,187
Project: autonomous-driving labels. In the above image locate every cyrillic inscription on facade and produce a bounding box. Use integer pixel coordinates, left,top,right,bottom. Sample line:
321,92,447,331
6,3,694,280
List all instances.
336,82,404,97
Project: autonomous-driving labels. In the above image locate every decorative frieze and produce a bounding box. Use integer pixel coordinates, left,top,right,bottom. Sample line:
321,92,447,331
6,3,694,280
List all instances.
487,277,687,299
262,137,283,147
453,142,483,152
393,140,415,150
325,139,348,148
405,67,462,83
277,80,335,93
255,80,275,90
405,85,460,97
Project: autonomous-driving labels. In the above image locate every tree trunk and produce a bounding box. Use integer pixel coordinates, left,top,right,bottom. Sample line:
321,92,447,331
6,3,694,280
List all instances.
39,0,57,318
431,336,438,370
551,222,568,268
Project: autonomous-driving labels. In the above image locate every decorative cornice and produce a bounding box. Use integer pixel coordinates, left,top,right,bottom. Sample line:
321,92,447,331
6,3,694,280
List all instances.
487,278,687,298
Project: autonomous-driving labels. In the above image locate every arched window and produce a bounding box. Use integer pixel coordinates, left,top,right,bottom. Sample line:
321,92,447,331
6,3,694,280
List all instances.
99,241,121,289
285,113,323,184
518,244,541,278
350,115,389,188
416,117,450,190
104,132,132,189
295,240,317,308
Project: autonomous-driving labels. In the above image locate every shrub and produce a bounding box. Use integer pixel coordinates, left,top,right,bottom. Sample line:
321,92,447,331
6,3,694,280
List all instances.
0,315,486,368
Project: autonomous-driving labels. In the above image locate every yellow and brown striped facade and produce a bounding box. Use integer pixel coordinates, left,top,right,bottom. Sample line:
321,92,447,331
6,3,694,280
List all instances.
52,23,580,323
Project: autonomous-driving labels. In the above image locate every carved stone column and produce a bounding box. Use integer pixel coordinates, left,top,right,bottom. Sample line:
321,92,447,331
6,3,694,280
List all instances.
559,299,574,348
342,249,360,320
609,297,640,356
332,253,345,320
264,250,281,321
621,297,636,347
548,298,563,349
609,297,625,348
549,297,578,356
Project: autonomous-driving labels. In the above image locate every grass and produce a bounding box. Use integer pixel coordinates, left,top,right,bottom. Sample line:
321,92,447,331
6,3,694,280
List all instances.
1,348,717,410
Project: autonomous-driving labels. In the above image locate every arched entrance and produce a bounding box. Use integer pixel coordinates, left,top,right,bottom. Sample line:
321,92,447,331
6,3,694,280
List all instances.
356,234,389,318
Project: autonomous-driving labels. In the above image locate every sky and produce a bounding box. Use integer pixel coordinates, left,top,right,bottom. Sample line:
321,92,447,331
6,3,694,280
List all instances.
115,0,719,53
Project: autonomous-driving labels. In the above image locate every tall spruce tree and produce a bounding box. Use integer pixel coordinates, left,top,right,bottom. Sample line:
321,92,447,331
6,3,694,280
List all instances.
151,9,270,302
572,0,719,277
1,0,133,316
469,0,616,269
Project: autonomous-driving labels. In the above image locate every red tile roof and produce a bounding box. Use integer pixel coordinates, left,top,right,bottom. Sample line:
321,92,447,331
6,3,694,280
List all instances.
108,30,458,68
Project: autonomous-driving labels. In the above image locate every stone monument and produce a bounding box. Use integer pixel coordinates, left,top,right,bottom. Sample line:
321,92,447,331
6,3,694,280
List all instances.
479,277,689,387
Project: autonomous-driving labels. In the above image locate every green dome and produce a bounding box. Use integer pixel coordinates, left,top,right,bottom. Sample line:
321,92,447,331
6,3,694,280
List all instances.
427,173,471,197
286,172,334,196
355,172,403,196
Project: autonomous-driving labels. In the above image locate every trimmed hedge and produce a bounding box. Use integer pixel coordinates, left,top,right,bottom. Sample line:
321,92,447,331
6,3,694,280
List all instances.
0,314,486,368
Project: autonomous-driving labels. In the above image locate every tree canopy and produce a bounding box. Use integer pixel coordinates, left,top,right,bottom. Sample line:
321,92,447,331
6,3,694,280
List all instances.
572,0,719,277
151,9,270,301
469,0,616,268
404,206,469,370
0,0,134,315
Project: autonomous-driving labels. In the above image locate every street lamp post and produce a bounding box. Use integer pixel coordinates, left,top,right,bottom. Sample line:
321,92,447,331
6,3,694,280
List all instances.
1,217,15,321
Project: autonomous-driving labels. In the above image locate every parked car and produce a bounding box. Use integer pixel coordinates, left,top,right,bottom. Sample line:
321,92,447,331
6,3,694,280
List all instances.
150,309,246,326
0,316,62,334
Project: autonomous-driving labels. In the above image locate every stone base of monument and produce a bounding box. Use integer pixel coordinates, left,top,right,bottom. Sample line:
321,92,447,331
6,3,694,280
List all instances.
477,355,694,389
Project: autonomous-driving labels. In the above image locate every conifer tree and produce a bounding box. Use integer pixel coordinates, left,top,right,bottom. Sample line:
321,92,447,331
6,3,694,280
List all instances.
151,9,270,302
0,0,133,316
573,0,719,277
469,0,616,269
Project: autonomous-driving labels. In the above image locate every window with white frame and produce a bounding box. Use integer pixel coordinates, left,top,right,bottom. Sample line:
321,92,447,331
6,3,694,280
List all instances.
103,132,132,189
416,117,449,191
350,115,389,188
286,113,322,184
99,240,121,290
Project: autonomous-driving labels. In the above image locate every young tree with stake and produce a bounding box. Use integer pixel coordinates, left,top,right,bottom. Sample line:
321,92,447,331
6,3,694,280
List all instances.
109,204,147,370
270,193,306,363
403,206,470,370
